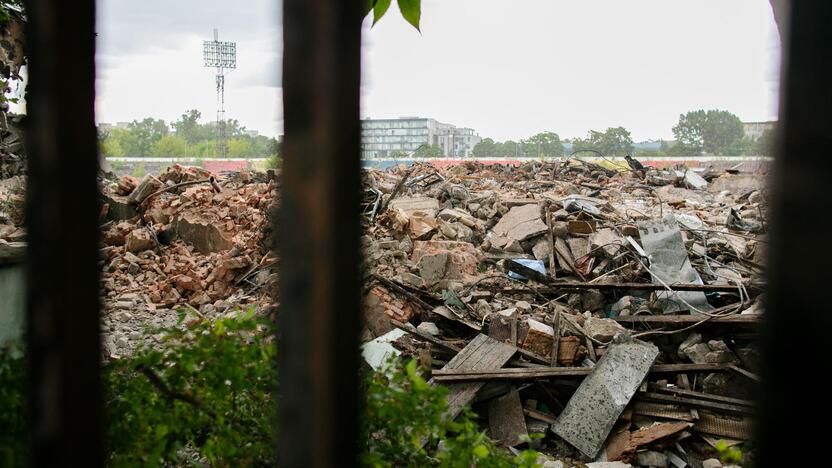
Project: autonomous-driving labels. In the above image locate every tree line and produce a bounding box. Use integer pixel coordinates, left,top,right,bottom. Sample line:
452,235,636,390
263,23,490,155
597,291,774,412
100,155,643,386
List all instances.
98,110,280,158
469,109,773,158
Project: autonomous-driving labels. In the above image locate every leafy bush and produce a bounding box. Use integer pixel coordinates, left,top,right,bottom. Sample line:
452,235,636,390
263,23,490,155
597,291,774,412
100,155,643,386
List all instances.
1,310,539,466
362,358,539,467
106,309,276,466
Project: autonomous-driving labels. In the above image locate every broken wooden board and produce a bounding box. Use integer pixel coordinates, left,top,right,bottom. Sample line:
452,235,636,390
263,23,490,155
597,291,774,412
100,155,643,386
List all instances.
437,334,517,419
488,388,528,447
550,336,659,459
432,363,731,382
606,422,693,462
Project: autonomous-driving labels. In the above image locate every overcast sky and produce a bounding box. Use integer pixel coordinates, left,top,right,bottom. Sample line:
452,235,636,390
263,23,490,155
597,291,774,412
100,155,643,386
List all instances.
95,0,781,141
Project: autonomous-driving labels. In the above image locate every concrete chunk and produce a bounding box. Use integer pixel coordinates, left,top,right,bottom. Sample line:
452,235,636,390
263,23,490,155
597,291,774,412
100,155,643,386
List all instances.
492,204,548,242
551,336,659,458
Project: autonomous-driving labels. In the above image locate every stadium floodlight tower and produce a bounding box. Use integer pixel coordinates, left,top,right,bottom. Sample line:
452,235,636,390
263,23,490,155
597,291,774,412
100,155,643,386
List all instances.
203,28,236,157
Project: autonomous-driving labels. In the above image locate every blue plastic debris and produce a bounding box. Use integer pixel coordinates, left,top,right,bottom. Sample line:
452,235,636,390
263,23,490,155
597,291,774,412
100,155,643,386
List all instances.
506,259,546,281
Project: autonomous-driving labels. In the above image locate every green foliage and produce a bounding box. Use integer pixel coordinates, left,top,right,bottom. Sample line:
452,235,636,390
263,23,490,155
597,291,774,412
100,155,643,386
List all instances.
362,358,538,467
132,162,146,178
228,138,254,157
98,110,280,158
714,440,742,464
520,131,564,158
1,314,538,467
150,135,189,157
472,138,498,157
672,109,744,155
106,309,276,466
127,118,170,156
413,144,443,158
500,140,521,158
571,127,634,156
0,346,24,467
756,128,775,155
366,0,421,30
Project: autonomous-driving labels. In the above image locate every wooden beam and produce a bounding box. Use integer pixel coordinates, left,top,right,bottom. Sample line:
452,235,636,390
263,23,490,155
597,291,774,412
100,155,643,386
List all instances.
432,363,732,382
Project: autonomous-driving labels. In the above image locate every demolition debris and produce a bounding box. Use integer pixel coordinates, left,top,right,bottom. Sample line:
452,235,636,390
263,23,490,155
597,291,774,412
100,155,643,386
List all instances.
361,158,764,467
2,154,766,467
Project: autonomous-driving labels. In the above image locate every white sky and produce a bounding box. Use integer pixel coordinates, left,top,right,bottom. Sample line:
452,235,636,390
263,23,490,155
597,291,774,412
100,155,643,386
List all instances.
94,0,781,141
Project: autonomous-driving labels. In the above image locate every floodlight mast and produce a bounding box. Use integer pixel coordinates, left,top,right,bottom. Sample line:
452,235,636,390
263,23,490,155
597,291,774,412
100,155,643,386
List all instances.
203,28,236,157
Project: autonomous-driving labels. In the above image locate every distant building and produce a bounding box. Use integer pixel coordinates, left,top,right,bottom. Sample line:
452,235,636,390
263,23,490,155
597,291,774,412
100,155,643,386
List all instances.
361,117,481,158
97,121,131,134
743,121,776,140
245,130,260,138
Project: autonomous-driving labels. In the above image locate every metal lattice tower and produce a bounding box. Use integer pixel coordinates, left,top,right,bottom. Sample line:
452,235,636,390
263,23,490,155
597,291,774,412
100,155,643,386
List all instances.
203,29,236,157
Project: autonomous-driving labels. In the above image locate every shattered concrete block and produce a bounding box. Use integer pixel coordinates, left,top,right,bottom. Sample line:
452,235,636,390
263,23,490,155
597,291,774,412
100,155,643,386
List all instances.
521,318,554,359
581,289,606,312
590,228,623,257
637,450,668,468
411,240,483,282
532,238,551,261
125,229,155,253
583,316,628,342
677,333,702,354
102,193,137,221
492,204,548,242
551,336,659,459
586,462,632,468
417,322,440,336
127,175,163,204
702,459,722,468
388,196,439,216
683,169,709,190
682,343,711,364
417,252,449,284
175,212,234,253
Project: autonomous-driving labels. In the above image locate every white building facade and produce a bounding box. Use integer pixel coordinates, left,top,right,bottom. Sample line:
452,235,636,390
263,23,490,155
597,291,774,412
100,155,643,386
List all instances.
361,117,481,158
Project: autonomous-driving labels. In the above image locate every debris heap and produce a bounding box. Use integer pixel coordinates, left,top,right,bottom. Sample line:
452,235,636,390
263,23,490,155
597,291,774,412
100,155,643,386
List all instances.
98,164,277,356
361,159,765,467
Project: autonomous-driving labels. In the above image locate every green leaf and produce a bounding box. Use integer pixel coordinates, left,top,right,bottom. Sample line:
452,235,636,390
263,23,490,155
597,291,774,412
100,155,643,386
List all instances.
472,444,489,459
362,0,374,17
373,0,392,25
397,0,421,31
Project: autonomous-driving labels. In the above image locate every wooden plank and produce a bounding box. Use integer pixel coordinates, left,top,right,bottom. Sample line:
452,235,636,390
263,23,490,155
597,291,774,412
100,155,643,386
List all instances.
439,334,517,419
488,389,528,447
523,407,558,425
636,392,754,416
647,384,755,408
613,315,760,325
432,363,731,382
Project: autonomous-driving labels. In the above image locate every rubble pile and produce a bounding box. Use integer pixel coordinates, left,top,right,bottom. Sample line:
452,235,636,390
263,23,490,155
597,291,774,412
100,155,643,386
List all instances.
361,160,765,467
98,164,277,356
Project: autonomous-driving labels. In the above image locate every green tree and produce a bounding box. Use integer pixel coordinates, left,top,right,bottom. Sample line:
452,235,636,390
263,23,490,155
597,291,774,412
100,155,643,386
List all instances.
672,109,744,155
150,135,188,157
413,144,443,158
520,131,564,157
756,128,775,155
572,127,634,156
126,118,169,156
100,128,131,157
228,138,253,157
499,140,521,157
172,109,208,144
472,137,498,157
